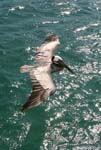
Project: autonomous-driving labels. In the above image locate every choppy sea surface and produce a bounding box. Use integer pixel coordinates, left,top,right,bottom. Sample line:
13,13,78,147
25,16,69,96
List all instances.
0,0,101,150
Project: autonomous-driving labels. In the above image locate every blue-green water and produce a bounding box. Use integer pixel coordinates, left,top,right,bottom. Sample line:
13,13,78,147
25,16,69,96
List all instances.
0,0,101,150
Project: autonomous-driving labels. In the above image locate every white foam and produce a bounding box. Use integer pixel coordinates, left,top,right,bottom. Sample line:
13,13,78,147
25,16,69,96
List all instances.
11,81,22,88
42,21,59,24
25,46,31,52
74,22,101,33
18,6,25,10
75,26,87,32
9,7,15,11
56,2,69,6
61,11,71,15
9,6,25,12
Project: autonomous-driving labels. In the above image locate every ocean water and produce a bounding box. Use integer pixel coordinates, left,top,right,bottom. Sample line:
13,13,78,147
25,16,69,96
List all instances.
0,0,101,150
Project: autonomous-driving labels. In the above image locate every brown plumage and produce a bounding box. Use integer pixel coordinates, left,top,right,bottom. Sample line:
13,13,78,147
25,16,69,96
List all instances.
20,35,75,112
20,35,59,112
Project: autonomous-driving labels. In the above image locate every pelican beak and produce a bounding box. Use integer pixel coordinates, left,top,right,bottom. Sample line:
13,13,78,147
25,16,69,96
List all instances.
64,63,75,74
59,60,75,75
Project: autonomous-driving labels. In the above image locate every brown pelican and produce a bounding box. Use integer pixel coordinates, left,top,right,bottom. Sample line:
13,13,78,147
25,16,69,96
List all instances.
20,35,75,112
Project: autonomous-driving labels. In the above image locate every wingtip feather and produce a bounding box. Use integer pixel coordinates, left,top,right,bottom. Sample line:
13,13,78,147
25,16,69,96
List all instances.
21,102,31,112
21,99,41,112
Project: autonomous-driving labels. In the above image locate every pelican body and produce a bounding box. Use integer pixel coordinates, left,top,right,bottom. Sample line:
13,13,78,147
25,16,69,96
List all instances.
20,35,74,112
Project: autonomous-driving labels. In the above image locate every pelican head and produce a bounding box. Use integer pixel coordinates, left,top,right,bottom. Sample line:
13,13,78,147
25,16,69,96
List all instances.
51,55,75,74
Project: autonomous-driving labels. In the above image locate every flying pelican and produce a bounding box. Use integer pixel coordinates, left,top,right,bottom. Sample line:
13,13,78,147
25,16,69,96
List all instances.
20,35,75,112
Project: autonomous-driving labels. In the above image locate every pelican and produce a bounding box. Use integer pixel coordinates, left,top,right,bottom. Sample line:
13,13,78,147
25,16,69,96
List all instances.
20,35,75,112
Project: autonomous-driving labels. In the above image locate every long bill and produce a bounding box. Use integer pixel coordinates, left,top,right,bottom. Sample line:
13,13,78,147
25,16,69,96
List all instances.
60,60,75,75
64,64,75,75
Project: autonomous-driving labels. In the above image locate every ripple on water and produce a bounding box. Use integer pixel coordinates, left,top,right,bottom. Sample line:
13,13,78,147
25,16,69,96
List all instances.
1,0,101,149
1,111,31,150
74,22,101,33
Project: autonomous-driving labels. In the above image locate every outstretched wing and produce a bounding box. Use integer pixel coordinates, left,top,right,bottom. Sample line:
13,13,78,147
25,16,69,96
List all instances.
20,35,60,74
21,78,46,112
35,35,60,64
21,67,56,112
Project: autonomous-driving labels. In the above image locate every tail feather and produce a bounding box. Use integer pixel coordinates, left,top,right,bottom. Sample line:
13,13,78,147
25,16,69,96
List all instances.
20,65,33,73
